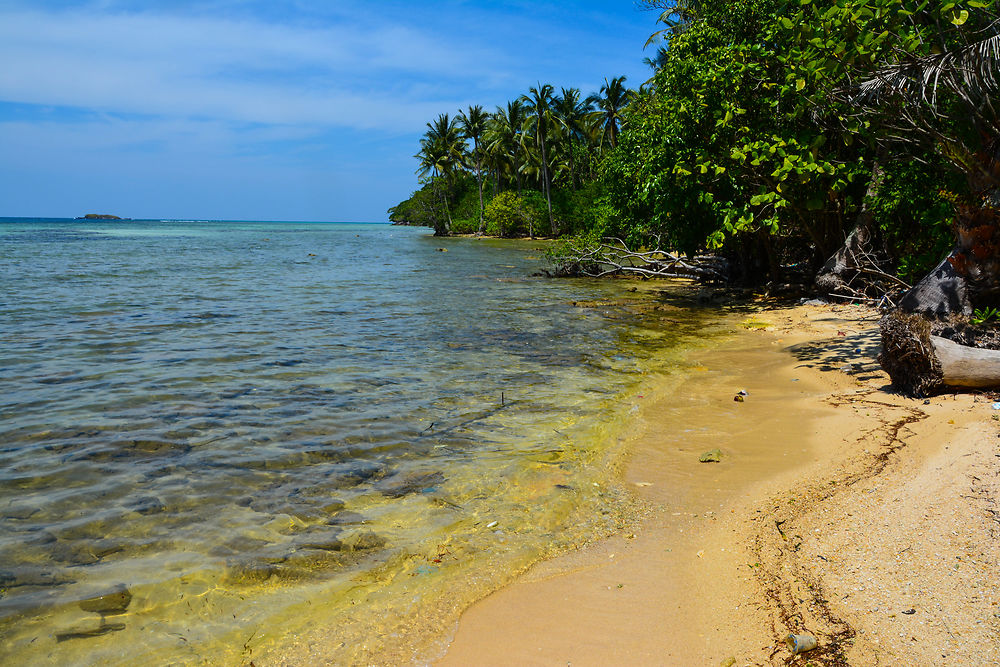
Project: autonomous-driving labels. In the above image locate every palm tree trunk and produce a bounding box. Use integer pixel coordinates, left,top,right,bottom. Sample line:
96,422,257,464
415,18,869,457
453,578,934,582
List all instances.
476,153,485,235
540,136,555,235
568,139,578,191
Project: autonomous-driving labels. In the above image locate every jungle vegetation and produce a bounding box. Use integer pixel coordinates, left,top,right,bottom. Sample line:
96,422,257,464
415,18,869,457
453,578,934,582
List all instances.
390,0,999,300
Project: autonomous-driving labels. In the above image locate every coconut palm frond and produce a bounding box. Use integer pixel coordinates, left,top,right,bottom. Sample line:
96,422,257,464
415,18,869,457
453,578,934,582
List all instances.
856,33,1000,109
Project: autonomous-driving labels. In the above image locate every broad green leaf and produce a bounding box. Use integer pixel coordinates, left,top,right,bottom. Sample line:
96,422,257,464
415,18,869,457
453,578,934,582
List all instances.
951,9,969,24
795,78,806,91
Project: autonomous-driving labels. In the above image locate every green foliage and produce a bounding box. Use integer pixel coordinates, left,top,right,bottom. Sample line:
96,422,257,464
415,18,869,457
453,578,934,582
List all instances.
868,159,963,282
972,307,999,325
601,0,869,280
387,180,440,227
483,191,548,237
394,0,997,291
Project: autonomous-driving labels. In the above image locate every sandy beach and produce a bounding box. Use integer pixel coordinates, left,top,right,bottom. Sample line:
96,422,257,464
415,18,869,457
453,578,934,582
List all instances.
435,301,1000,666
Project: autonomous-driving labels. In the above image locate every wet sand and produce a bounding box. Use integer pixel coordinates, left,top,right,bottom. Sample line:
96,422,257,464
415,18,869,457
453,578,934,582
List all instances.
436,302,1000,666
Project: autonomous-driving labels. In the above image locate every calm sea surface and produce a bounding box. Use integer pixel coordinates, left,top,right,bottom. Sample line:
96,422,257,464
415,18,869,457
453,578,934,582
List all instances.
0,219,731,664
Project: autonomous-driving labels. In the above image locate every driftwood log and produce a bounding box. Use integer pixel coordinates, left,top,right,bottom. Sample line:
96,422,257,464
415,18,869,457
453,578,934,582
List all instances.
878,310,1000,396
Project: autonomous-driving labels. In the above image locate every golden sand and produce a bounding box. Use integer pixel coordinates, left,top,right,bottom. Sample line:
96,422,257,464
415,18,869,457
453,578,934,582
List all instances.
437,303,1000,666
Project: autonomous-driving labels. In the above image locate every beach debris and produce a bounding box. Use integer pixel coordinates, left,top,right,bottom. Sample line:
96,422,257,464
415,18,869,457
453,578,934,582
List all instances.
992,402,1000,410
785,633,817,655
733,394,744,402
436,248,448,252
801,298,827,306
79,585,132,615
902,608,916,615
699,448,722,463
720,657,737,667
485,521,498,529
56,622,126,642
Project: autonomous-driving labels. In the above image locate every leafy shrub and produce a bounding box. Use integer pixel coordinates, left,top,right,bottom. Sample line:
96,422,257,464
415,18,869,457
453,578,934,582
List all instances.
483,191,547,237
870,159,962,283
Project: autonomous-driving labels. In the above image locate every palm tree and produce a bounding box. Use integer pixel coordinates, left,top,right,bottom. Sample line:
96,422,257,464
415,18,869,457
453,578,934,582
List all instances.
854,30,1000,313
639,0,705,45
458,105,489,235
416,113,466,236
587,76,632,152
642,46,670,72
487,101,528,194
553,87,594,190
521,83,558,236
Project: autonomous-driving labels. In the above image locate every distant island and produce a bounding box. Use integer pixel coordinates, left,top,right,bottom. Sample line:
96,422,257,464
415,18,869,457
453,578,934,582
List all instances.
76,214,124,220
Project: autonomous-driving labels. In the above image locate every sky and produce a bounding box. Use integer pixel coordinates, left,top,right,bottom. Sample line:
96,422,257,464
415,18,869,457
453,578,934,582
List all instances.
0,1,660,222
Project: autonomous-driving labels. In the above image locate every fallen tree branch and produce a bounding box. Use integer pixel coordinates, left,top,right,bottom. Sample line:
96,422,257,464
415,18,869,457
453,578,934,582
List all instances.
546,237,730,282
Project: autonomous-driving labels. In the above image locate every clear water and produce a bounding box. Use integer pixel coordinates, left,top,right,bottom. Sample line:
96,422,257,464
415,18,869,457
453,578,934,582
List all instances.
0,219,729,665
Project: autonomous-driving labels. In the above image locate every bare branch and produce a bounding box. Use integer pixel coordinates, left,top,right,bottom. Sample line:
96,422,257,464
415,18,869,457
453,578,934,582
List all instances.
547,237,730,281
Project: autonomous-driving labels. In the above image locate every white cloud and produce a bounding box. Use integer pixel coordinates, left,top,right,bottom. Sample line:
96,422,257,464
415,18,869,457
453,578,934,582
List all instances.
0,7,489,131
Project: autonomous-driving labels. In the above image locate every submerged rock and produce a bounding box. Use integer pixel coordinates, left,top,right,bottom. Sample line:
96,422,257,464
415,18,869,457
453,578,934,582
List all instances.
327,510,366,526
298,537,345,552
377,471,445,498
0,568,76,589
224,560,279,585
56,622,126,642
343,531,386,552
296,525,345,552
3,505,40,520
79,585,132,615
126,495,166,515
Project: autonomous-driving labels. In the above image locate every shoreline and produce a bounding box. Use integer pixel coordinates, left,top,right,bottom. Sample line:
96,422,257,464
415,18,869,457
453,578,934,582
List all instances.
435,301,1000,665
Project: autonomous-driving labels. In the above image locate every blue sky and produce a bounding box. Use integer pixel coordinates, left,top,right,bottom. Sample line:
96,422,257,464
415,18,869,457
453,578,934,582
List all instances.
0,1,660,221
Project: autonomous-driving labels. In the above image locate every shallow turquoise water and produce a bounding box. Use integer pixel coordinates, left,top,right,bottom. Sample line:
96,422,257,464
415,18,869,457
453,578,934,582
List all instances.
0,219,727,664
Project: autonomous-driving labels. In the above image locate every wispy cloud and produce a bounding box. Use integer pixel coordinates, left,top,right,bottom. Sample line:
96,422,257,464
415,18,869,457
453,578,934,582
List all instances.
0,1,655,220
0,6,492,131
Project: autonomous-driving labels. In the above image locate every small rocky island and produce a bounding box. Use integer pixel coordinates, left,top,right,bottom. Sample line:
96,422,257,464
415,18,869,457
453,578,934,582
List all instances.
76,213,124,220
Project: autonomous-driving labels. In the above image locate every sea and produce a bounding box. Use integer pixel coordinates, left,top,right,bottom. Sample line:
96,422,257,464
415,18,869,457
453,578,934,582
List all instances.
0,218,733,665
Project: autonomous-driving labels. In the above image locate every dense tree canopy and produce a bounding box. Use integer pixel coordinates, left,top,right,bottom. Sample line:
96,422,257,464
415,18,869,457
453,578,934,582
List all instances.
391,0,998,303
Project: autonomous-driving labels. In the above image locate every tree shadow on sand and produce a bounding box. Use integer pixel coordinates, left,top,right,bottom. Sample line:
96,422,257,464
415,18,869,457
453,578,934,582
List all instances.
784,322,889,387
